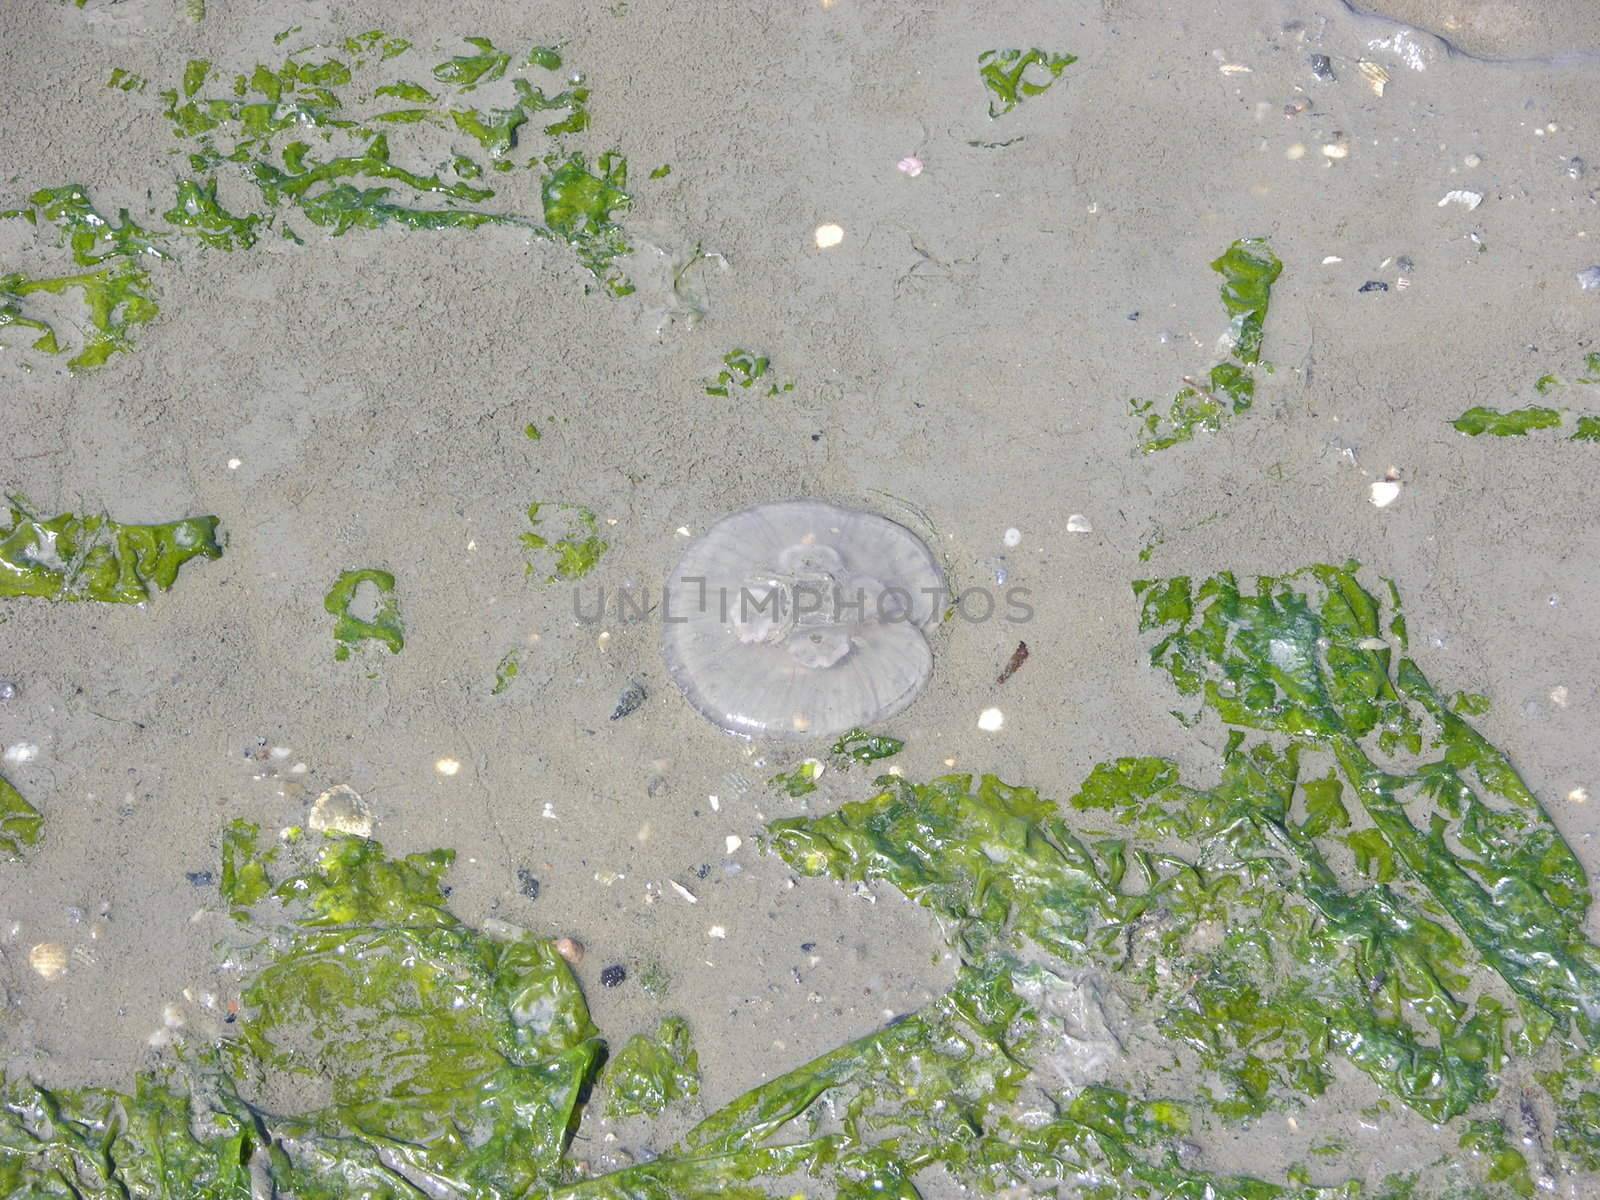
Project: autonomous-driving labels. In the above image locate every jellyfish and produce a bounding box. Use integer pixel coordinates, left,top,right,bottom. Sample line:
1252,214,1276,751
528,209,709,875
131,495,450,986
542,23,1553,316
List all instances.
661,500,945,740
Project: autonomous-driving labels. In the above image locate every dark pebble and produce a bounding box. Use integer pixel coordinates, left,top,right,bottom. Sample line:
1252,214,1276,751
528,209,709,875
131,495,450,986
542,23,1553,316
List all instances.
185,870,215,887
600,964,626,988
1359,280,1389,293
517,867,541,900
611,681,647,721
694,863,711,879
1309,53,1334,81
800,942,817,953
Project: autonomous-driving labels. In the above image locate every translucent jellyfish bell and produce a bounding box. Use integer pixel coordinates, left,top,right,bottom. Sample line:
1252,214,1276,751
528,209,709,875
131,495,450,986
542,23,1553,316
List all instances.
662,500,945,740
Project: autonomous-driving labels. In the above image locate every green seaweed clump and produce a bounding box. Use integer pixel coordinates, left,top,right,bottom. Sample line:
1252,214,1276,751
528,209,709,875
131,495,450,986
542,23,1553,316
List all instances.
522,502,608,582
492,648,521,694
770,759,823,798
761,563,1600,1195
0,497,222,603
979,48,1077,117
2,184,162,369
1133,238,1282,452
541,151,634,296
605,1017,700,1118
830,727,904,763
0,774,42,860
704,349,792,397
1451,406,1563,437
323,568,404,660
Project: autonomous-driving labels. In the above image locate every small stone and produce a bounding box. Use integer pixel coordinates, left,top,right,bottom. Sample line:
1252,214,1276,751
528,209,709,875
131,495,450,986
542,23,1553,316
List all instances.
725,834,743,854
1066,514,1093,533
1002,527,1022,547
0,680,17,702
1463,153,1481,168
814,223,844,249
517,868,541,900
1309,53,1334,81
1437,189,1483,211
600,964,626,988
185,870,215,888
1369,479,1402,508
707,925,728,939
1358,280,1389,293
308,784,373,838
896,155,923,177
1568,156,1587,180
800,941,817,952
555,936,584,965
978,707,1004,733
1578,266,1600,292
1321,135,1349,160
611,681,647,720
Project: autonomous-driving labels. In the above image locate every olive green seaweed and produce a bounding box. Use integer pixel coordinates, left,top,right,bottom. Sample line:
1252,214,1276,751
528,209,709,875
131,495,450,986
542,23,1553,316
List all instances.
1451,406,1563,437
829,727,905,764
521,502,608,582
2,184,163,368
979,48,1077,117
769,760,822,797
0,497,222,603
1133,239,1283,452
0,775,43,860
323,568,404,660
704,348,793,397
605,1017,700,1119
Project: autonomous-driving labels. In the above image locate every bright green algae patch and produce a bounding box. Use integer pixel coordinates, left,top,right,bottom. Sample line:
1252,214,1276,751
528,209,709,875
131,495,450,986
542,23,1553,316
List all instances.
1452,406,1563,436
1,184,162,369
764,563,1600,1196
323,568,404,659
1133,239,1283,452
979,48,1077,117
522,502,607,582
704,348,793,396
605,1017,700,1118
0,774,42,860
0,497,222,603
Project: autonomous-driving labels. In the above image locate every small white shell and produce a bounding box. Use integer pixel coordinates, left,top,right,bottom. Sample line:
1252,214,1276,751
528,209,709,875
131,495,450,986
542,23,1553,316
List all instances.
1437,190,1483,211
29,943,68,980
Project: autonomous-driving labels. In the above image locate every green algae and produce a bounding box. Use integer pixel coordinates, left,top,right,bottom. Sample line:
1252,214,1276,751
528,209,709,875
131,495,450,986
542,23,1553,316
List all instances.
541,151,634,295
492,648,522,694
107,67,147,92
1571,415,1600,442
1133,239,1282,452
522,502,608,583
979,48,1077,117
165,178,263,249
0,774,43,860
0,497,221,603
525,421,542,440
2,184,163,369
605,1017,699,1119
1451,406,1563,436
829,727,904,764
770,759,823,797
704,348,793,397
323,568,404,660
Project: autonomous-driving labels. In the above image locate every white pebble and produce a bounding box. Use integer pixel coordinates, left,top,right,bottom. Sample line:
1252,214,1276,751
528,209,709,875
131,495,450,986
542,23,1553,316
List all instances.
3,742,38,765
1321,141,1349,160
435,757,461,777
707,925,727,939
725,834,743,854
1066,514,1093,533
708,793,720,811
1322,255,1343,264
814,223,845,249
1437,189,1483,210
1578,266,1600,292
1550,686,1569,708
227,457,241,470
978,707,1004,733
1002,527,1021,547
896,155,923,177
1568,787,1589,804
1369,480,1402,508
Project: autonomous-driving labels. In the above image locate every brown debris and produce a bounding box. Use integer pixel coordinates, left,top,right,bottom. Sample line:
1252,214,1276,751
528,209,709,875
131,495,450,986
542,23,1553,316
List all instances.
997,641,1030,685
